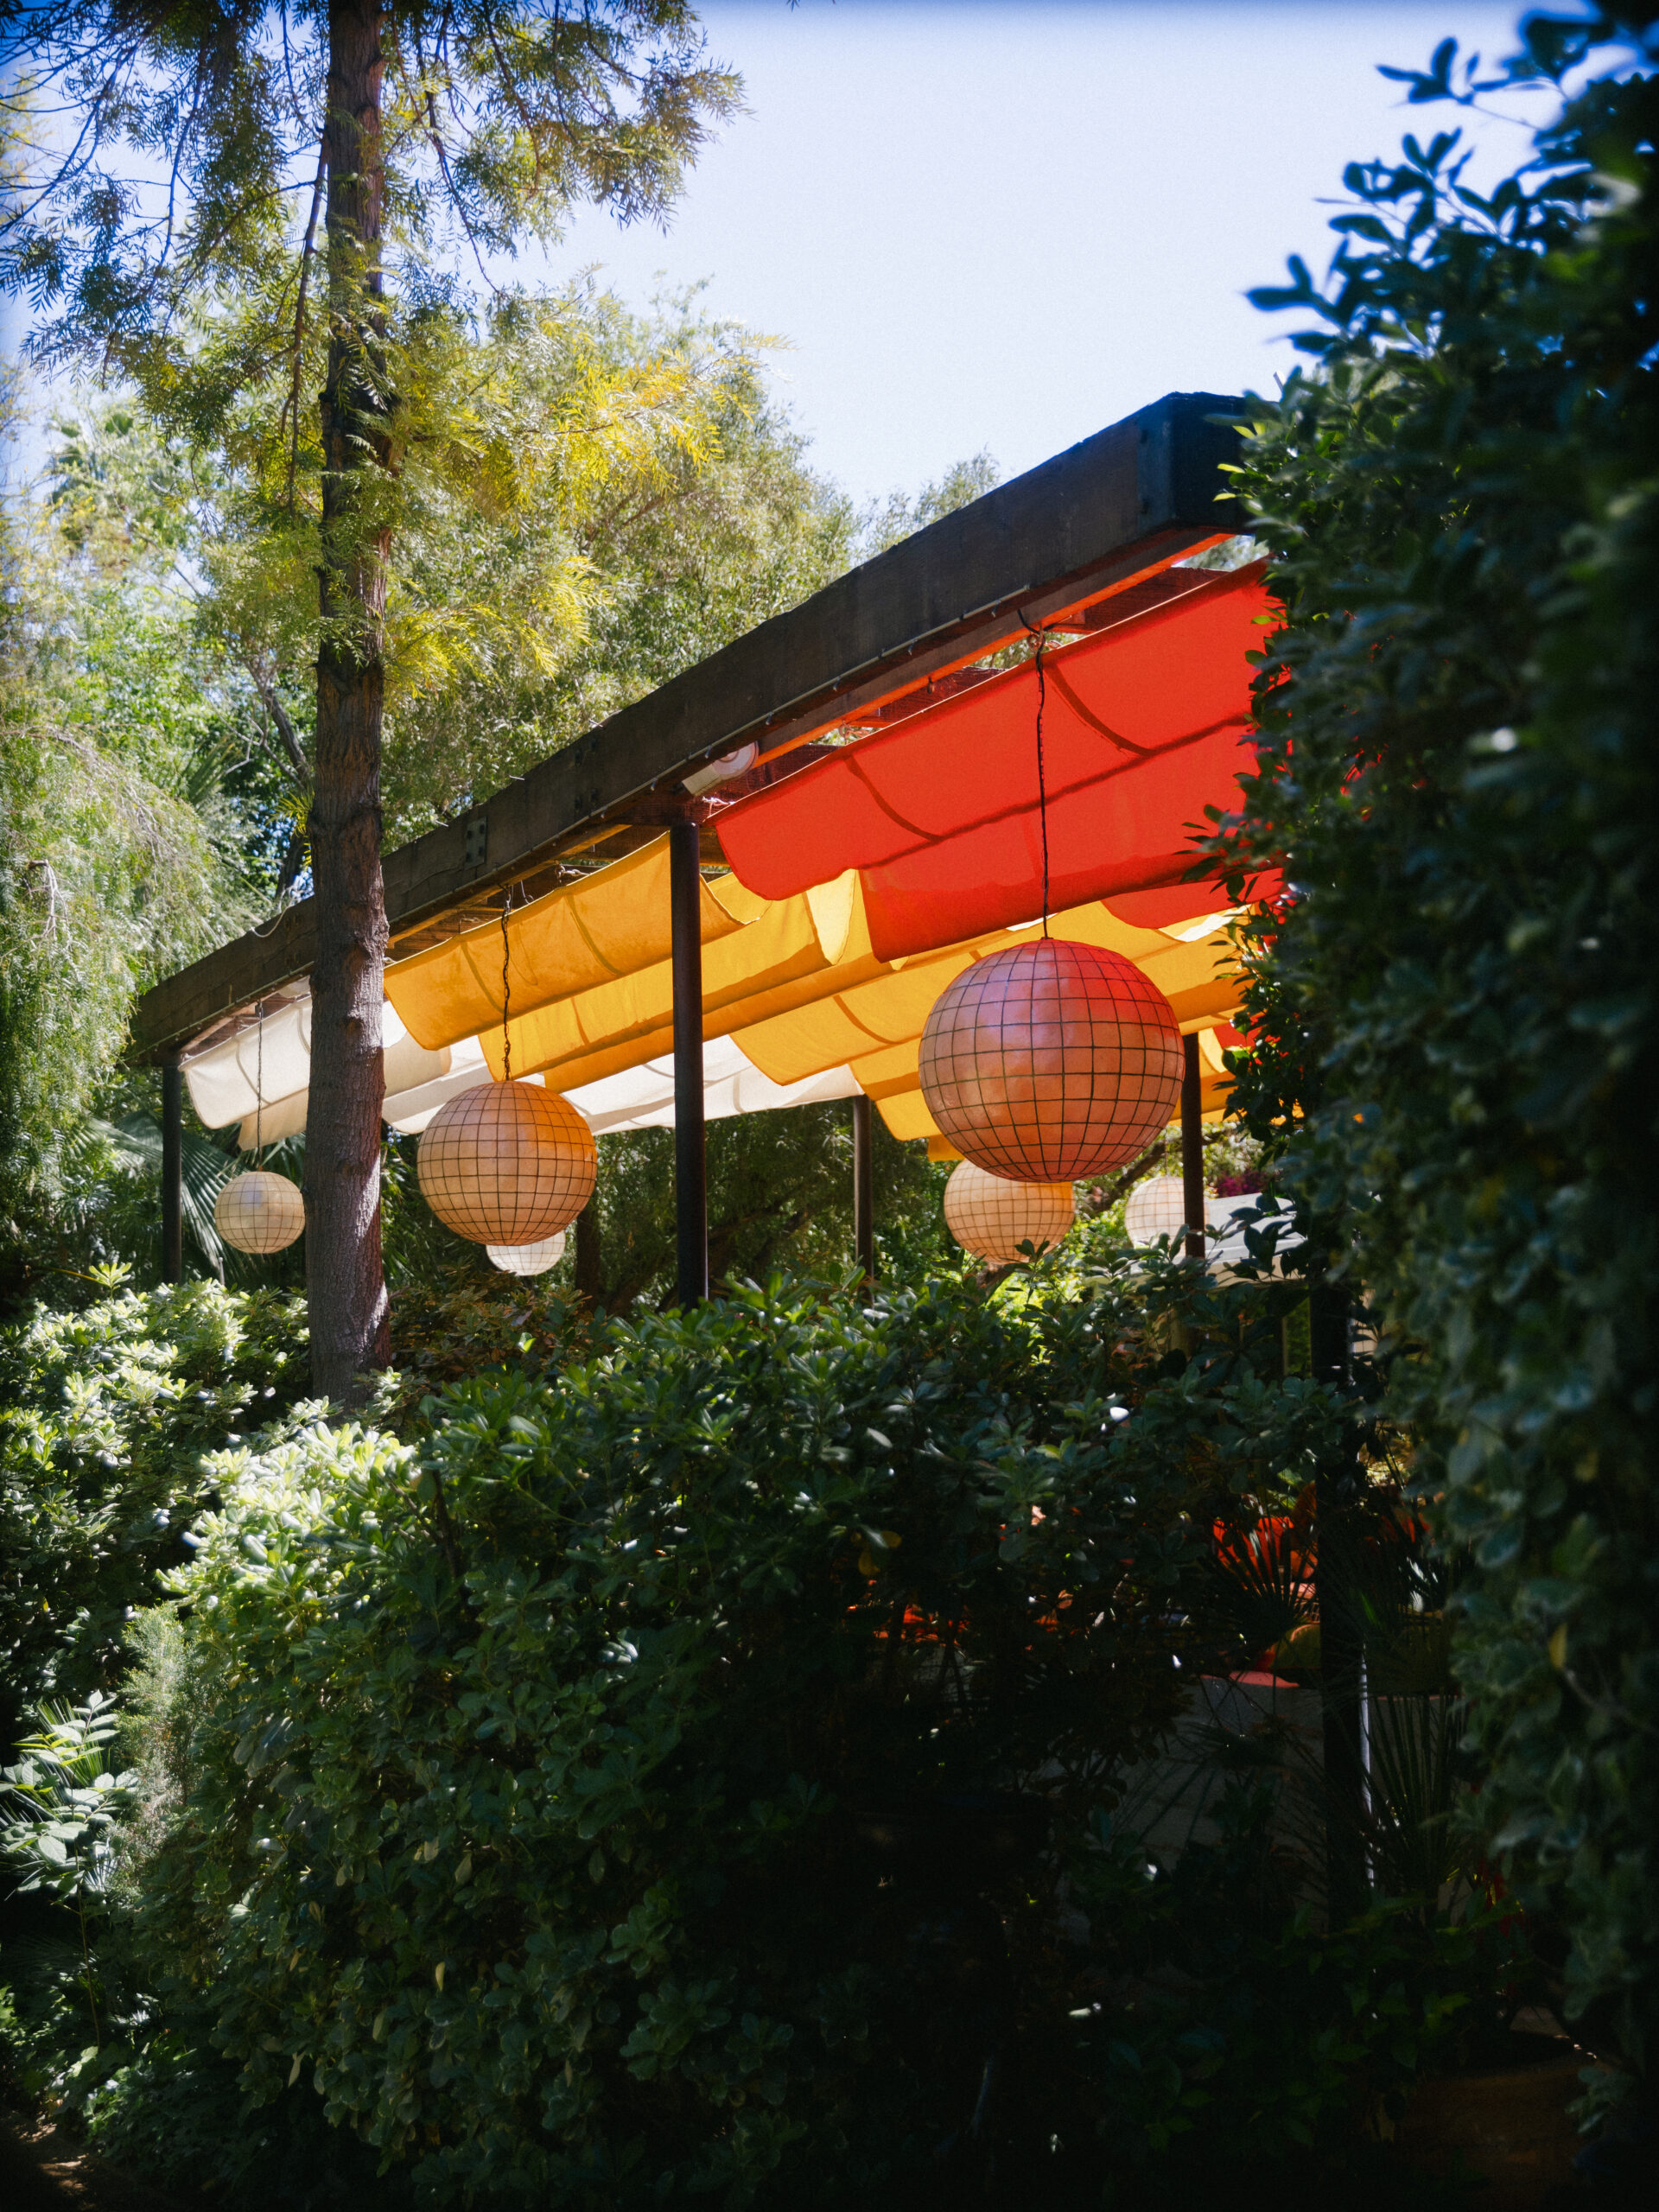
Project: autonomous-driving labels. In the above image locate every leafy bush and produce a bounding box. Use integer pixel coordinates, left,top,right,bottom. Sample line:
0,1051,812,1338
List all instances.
0,1279,311,1747
1217,19,1659,2083
122,1260,1342,2205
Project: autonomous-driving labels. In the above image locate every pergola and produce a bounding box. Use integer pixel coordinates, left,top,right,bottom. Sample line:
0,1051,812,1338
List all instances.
133,391,1261,1293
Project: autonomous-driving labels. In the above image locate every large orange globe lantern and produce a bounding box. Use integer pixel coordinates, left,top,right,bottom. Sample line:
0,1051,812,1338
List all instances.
918,939,1182,1182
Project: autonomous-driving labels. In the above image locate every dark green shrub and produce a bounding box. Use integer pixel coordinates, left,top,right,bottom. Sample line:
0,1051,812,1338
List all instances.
1217,18,1659,2082
125,1262,1341,2205
1055,1782,1528,2204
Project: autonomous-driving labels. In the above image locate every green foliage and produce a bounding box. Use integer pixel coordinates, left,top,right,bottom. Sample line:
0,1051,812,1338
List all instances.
578,1101,943,1312
119,1260,1333,2204
0,1280,312,1747
2,1691,140,2052
1,8,741,388
0,461,260,1292
1217,17,1659,2076
2,1694,137,1907
377,289,865,843
857,449,1001,557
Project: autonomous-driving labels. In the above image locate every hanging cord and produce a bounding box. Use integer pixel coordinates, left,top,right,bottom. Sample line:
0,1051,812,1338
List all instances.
499,887,513,1084
1021,618,1052,937
253,1000,265,1169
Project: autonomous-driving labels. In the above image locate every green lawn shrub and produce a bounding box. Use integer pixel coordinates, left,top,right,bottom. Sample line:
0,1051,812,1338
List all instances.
113,1260,1357,2206
0,1279,311,1748
1053,1780,1529,2205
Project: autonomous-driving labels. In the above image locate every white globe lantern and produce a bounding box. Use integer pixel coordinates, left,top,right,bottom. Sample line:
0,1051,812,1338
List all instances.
943,1159,1074,1265
1122,1173,1188,1248
215,1170,305,1255
486,1230,567,1277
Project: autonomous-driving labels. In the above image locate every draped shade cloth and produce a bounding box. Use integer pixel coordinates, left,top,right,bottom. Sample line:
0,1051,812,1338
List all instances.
188,1020,858,1150
715,563,1276,957
732,906,1243,1146
385,855,876,1094
385,1037,859,1139
181,555,1269,1158
181,992,448,1145
385,835,756,1052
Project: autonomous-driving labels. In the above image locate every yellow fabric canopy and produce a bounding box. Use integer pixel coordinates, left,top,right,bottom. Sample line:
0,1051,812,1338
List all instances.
382,818,1246,1153
385,836,753,1052
734,906,1238,1085
479,869,874,1090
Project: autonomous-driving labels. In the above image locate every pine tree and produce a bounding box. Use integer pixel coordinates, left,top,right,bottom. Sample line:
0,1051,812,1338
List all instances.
0,3,739,1396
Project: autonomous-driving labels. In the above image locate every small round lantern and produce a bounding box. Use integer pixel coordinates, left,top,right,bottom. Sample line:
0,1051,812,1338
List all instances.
943,1160,1075,1265
918,940,1182,1181
1123,1173,1188,1248
486,1230,567,1277
417,1084,596,1245
215,1170,305,1255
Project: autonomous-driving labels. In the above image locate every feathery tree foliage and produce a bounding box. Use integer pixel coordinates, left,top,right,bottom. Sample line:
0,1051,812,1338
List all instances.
0,367,264,1307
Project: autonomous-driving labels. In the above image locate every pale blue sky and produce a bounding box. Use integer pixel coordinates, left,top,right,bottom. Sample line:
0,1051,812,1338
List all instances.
529,0,1560,500
3,2,1566,505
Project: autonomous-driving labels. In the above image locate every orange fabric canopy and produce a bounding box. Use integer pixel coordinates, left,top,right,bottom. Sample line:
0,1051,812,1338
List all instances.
715,563,1275,960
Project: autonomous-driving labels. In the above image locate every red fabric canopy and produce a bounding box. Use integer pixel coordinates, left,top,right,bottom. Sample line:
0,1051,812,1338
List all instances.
716,564,1276,961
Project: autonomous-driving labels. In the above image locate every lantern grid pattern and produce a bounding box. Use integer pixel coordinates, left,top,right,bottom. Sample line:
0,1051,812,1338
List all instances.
486,1230,568,1276
1123,1173,1188,1247
417,1084,596,1246
943,1159,1075,1265
215,1170,305,1254
918,939,1183,1182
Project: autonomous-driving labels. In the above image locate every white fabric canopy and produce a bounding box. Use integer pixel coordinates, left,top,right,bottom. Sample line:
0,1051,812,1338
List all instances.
192,1009,861,1151
184,990,450,1139
565,1036,860,1135
385,1033,860,1138
184,993,312,1129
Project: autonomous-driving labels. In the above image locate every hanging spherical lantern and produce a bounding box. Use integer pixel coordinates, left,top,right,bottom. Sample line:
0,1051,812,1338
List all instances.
1122,1173,1189,1248
215,1170,305,1255
486,1230,567,1277
417,1084,596,1245
918,940,1182,1181
943,1160,1075,1265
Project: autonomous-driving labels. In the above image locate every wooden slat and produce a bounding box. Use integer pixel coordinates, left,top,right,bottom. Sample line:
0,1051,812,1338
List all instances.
132,389,1243,1060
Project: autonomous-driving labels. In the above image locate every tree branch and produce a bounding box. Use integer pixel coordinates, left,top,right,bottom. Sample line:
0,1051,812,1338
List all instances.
286,141,327,515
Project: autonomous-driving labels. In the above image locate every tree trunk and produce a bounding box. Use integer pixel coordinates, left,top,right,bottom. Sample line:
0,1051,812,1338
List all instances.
306,0,391,1402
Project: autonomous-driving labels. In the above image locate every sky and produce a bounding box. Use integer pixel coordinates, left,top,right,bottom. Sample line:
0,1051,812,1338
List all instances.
2,1,1567,507
526,0,1562,503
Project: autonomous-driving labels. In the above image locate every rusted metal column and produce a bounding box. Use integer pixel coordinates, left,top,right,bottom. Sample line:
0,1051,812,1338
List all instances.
1181,1033,1205,1262
670,819,708,1306
852,1094,874,1286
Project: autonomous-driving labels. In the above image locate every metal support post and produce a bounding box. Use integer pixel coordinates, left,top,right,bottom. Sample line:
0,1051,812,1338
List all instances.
161,1058,184,1283
1312,1278,1369,1923
669,818,709,1306
851,1094,874,1287
1180,1032,1205,1262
